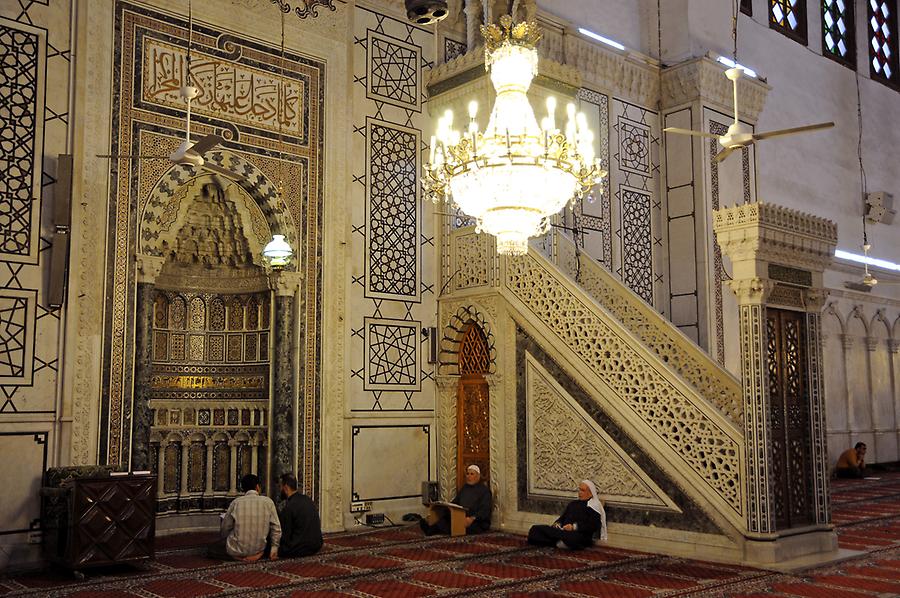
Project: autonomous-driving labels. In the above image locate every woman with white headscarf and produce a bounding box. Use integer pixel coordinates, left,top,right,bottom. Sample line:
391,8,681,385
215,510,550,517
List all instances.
527,480,607,550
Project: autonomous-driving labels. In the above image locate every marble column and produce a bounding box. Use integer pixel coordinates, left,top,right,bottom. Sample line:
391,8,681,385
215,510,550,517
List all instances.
269,271,303,492
131,254,165,472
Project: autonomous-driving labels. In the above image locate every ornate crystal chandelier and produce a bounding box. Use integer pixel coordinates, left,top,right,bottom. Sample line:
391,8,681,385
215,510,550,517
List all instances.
424,17,606,255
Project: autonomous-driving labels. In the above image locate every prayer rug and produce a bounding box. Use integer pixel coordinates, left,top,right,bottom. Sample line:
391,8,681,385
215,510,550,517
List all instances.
4,471,900,597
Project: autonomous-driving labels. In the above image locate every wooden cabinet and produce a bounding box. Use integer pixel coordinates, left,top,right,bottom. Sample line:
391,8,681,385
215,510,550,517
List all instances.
42,470,156,570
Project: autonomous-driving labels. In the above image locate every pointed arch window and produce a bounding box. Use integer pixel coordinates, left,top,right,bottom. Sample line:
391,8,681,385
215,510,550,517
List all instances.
869,0,899,83
823,0,856,67
771,0,809,43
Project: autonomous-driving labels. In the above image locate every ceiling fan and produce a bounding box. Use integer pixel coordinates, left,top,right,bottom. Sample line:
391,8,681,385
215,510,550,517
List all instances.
664,67,835,163
842,243,900,291
97,1,245,181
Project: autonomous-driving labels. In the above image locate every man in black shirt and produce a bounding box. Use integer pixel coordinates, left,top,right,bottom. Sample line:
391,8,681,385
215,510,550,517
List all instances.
277,473,323,558
420,464,492,535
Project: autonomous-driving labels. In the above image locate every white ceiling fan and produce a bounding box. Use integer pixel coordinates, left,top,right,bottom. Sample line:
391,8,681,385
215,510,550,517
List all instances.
664,67,835,163
97,0,245,181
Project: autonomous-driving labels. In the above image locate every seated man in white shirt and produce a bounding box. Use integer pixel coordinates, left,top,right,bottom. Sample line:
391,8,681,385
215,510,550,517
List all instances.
207,473,282,561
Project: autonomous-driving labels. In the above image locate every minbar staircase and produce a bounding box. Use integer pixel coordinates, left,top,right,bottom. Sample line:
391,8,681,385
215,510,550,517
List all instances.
444,226,749,554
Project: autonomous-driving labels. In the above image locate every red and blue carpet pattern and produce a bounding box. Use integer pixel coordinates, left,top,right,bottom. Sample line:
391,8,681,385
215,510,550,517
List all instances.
3,473,900,597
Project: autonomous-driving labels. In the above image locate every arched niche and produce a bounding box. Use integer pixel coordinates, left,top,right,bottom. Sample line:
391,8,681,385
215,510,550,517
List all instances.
138,149,298,272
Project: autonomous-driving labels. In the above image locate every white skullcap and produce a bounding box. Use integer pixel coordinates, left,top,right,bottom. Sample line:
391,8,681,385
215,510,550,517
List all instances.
467,464,481,474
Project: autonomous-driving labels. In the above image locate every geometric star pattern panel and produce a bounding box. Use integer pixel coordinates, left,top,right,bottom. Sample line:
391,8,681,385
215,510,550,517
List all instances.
364,318,420,392
350,7,434,412
620,187,653,304
611,101,661,310
367,31,421,111
0,290,36,385
0,19,44,263
0,2,66,418
366,118,420,301
562,89,611,270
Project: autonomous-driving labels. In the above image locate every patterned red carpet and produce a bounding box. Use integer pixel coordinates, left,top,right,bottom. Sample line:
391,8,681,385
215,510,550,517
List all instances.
3,473,900,597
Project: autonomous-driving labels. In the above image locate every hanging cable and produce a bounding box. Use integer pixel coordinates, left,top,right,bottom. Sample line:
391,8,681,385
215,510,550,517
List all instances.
732,0,739,62
277,3,287,200
855,72,869,246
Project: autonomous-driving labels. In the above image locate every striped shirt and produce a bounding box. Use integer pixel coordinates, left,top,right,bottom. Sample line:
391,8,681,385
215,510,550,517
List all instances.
222,490,282,558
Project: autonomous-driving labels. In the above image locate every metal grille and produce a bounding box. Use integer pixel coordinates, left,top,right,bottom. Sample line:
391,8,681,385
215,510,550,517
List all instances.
770,0,808,42
823,0,855,66
869,0,899,81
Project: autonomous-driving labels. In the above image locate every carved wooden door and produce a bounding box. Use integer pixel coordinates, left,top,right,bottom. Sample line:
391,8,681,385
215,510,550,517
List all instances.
766,307,814,529
456,324,491,489
457,375,490,489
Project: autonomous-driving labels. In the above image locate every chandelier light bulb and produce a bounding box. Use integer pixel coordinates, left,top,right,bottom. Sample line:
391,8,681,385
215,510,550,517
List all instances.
423,17,607,255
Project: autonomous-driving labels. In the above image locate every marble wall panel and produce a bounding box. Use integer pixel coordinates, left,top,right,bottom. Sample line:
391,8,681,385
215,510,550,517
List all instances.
351,424,431,501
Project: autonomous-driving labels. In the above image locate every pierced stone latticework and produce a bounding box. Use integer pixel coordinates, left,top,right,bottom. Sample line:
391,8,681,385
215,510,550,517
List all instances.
503,251,743,515
554,233,743,426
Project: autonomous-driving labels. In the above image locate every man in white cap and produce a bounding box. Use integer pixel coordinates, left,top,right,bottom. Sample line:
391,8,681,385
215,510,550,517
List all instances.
420,464,492,535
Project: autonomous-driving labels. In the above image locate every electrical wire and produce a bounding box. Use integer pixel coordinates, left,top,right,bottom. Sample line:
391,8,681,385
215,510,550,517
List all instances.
855,71,869,245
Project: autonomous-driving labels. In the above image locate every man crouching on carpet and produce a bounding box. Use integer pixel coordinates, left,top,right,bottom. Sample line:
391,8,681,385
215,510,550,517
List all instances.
208,473,281,561
420,464,492,535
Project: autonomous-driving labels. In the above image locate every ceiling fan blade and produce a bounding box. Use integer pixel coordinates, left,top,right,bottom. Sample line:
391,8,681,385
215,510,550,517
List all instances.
663,127,719,139
190,134,224,155
715,146,738,163
96,154,170,160
752,122,834,141
202,162,247,181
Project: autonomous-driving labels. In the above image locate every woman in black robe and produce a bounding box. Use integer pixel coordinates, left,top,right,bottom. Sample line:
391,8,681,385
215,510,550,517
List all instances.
527,479,607,550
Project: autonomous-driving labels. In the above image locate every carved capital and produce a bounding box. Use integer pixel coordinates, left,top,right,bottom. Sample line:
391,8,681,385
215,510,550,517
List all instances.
435,375,459,392
727,277,775,305
661,57,770,121
865,337,879,352
889,340,900,354
485,371,503,390
268,270,303,296
135,253,166,283
804,288,830,312
840,334,853,350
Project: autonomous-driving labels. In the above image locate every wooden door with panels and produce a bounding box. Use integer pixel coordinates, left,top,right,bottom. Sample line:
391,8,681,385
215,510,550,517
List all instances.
766,307,814,529
456,324,491,489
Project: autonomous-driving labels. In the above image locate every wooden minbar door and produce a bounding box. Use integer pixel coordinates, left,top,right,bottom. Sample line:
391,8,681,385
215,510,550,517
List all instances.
456,324,491,489
766,307,814,529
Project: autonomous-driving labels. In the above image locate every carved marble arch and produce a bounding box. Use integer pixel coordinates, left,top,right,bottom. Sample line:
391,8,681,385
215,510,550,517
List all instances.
137,150,298,270
440,305,497,375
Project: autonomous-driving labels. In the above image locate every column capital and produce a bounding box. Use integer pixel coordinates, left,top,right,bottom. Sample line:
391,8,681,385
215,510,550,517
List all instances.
727,277,775,305
865,337,879,352
804,288,830,312
435,375,459,392
889,340,900,354
135,253,166,284
269,270,303,297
